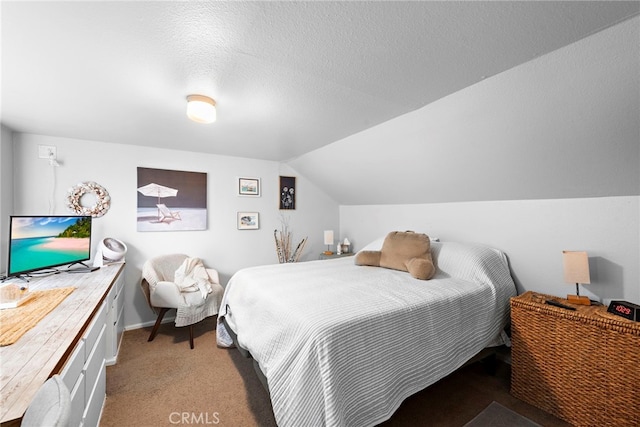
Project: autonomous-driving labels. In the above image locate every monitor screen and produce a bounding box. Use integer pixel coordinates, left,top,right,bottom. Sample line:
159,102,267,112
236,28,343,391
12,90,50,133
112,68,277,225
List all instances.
7,215,92,277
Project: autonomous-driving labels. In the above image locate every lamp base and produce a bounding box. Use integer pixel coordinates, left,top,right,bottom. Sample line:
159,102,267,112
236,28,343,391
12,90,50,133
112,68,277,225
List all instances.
323,251,334,255
567,294,591,306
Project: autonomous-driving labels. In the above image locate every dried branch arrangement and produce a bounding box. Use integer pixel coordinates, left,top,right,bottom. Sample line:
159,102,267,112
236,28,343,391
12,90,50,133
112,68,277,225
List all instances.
274,215,307,263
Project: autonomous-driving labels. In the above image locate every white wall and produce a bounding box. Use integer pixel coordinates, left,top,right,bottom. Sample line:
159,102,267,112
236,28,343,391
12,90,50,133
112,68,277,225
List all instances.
284,16,640,306
9,133,339,329
0,125,15,274
289,16,639,205
5,15,639,331
341,196,639,304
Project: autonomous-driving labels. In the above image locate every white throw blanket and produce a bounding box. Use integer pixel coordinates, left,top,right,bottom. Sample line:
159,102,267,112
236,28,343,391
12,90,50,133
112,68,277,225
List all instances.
175,257,213,299
174,257,215,327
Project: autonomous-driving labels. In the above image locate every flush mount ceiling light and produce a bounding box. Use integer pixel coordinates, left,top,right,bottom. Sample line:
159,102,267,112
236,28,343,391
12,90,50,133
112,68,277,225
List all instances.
186,94,216,124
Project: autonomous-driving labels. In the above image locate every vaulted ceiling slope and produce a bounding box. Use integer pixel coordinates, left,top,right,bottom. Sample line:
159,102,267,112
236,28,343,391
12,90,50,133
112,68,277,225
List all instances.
2,2,638,162
290,15,639,205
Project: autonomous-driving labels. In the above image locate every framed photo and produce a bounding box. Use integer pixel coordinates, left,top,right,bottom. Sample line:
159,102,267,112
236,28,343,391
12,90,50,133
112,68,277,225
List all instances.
238,177,260,197
279,176,296,210
237,212,259,230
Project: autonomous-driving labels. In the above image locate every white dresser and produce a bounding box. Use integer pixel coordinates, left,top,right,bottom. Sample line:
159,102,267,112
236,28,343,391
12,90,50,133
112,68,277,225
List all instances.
0,263,125,426
105,270,125,365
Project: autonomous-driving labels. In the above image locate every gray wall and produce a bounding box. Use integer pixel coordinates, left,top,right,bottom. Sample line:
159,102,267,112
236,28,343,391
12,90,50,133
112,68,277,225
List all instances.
6,133,339,329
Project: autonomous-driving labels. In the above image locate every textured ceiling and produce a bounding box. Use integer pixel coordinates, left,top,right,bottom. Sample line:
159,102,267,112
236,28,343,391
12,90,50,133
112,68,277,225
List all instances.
2,1,638,161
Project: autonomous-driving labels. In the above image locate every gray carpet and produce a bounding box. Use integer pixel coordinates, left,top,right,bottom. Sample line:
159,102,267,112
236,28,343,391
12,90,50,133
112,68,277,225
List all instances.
464,401,541,427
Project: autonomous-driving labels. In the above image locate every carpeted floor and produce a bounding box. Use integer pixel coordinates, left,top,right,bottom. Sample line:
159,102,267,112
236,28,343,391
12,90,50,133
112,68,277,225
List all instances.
102,318,570,426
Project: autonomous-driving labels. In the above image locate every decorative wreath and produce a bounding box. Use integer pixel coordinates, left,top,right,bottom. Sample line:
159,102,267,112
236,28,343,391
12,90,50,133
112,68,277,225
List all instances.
66,181,111,217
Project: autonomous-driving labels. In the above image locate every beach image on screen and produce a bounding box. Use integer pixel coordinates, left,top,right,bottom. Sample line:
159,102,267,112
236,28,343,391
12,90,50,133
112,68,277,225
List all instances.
9,216,91,274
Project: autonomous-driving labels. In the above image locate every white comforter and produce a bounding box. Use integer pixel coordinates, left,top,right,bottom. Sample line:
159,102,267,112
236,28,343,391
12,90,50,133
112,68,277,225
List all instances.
217,241,516,427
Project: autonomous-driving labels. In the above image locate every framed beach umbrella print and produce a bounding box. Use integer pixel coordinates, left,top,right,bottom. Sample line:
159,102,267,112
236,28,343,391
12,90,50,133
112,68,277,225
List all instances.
137,167,207,231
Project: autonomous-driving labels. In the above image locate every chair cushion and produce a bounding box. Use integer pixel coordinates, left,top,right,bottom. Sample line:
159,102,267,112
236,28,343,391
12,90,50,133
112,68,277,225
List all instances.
140,254,189,310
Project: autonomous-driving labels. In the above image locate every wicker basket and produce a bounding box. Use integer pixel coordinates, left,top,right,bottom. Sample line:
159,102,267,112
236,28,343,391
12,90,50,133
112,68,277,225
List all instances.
510,291,640,427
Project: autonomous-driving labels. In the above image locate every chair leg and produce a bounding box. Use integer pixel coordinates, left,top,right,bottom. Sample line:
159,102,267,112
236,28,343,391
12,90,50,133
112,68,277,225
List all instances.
148,308,170,342
189,324,194,349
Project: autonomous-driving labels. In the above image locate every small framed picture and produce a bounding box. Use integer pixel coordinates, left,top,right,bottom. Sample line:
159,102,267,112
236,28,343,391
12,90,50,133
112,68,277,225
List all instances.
237,212,259,230
238,177,260,197
279,176,296,209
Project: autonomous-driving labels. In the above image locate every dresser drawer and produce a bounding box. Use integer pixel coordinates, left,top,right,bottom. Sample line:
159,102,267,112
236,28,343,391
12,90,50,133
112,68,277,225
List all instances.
84,323,106,396
82,360,106,427
60,339,85,393
68,372,85,427
115,271,125,295
84,302,106,360
114,286,125,317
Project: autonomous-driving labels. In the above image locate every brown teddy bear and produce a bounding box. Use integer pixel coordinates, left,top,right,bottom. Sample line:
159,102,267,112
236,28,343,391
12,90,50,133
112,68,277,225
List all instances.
355,231,436,280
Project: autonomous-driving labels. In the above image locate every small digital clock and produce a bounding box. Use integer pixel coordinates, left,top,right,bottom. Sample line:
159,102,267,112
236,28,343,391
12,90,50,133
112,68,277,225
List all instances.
607,300,640,322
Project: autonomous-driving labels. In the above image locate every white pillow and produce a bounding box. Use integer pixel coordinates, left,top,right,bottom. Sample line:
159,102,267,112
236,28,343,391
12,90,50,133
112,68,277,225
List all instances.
358,234,439,253
358,237,386,252
434,241,509,284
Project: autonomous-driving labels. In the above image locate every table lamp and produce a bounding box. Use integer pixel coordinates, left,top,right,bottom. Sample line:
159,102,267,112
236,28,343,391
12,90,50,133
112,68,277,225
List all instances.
324,230,334,255
562,250,591,305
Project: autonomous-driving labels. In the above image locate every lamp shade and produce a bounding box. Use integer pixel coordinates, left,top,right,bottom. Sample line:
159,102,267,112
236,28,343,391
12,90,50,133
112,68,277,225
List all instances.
186,95,216,123
562,251,591,284
324,230,334,245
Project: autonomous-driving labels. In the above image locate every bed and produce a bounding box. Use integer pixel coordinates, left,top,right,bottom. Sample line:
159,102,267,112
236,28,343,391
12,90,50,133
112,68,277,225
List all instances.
216,239,517,427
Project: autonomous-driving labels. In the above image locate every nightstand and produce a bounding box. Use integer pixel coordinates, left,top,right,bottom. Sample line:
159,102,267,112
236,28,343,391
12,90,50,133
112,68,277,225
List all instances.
319,252,355,260
510,291,640,427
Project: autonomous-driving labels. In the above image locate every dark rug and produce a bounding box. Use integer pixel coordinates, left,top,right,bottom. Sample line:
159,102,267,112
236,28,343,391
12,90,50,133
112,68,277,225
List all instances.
464,401,541,427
